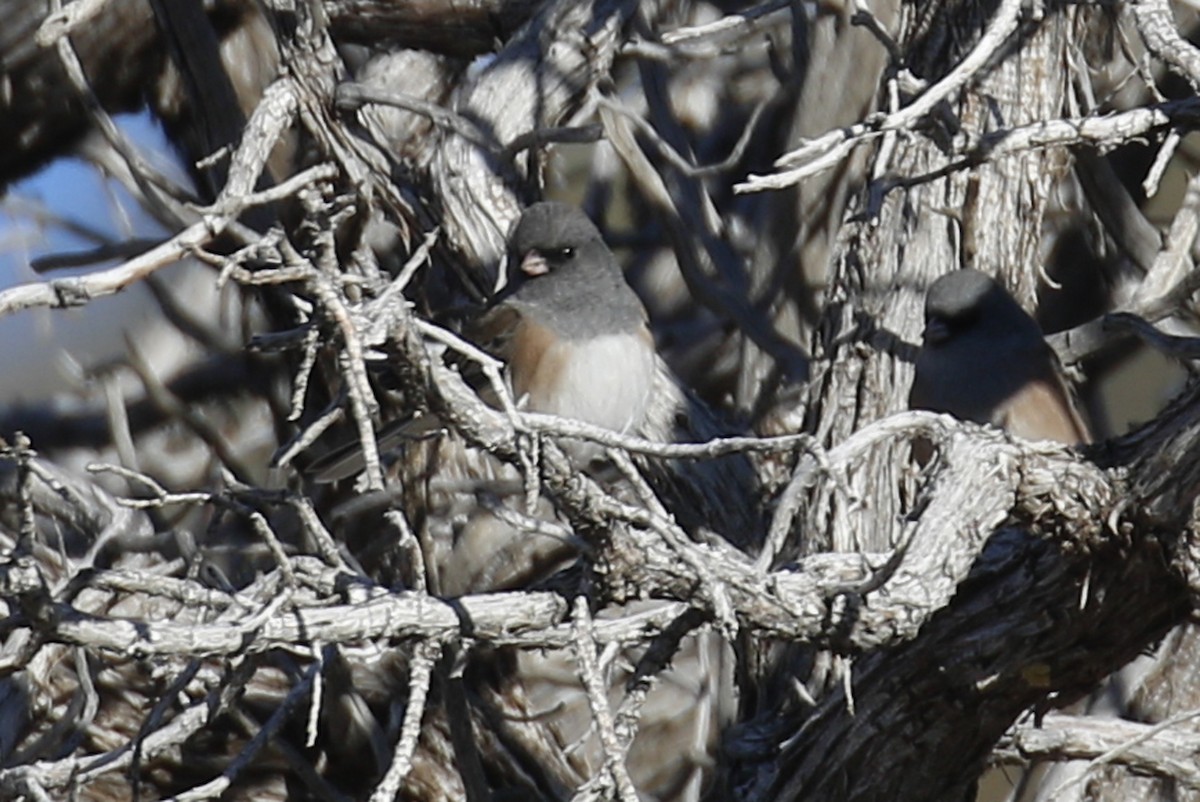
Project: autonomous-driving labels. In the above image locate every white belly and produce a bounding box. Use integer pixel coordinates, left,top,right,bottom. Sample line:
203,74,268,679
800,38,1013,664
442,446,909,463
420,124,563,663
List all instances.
524,333,656,434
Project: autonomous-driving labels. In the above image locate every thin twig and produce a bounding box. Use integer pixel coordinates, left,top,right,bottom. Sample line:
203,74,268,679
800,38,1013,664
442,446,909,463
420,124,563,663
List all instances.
738,0,1027,191
571,598,640,802
368,640,441,802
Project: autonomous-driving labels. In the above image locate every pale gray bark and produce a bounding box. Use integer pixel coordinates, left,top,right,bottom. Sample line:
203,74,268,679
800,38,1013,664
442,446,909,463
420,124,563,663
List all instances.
1,1,1200,802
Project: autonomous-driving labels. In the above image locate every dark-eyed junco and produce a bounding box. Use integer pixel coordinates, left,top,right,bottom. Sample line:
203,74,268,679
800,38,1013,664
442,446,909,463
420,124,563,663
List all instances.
472,200,658,436
311,202,758,593
909,269,1090,444
312,203,755,798
312,201,660,482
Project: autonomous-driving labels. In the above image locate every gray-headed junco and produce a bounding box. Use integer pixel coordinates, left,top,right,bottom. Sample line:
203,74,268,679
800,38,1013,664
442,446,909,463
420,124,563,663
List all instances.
909,269,1090,445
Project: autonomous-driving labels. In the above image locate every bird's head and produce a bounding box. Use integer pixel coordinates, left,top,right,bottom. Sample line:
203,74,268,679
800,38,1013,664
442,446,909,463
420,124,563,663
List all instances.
921,269,1040,348
507,201,610,283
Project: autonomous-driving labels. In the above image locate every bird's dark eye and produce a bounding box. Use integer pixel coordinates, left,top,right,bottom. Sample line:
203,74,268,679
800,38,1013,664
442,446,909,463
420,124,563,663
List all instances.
558,247,574,259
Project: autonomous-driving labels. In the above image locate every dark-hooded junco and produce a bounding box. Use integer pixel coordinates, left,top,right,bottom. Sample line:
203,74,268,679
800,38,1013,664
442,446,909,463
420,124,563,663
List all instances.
909,269,1090,445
